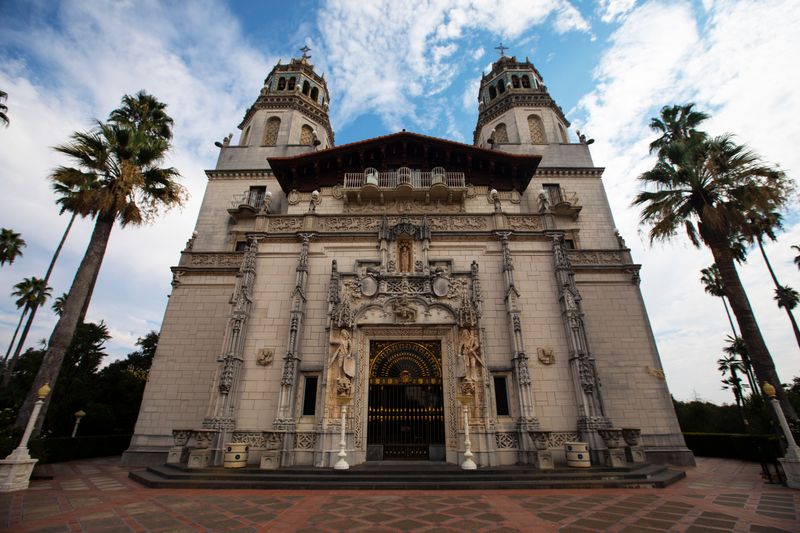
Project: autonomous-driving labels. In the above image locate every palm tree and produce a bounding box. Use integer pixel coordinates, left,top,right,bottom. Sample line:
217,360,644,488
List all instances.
718,350,748,429
741,211,800,349
700,265,738,336
723,334,759,400
0,89,8,127
15,91,185,430
52,293,68,317
0,228,26,265
648,103,709,157
2,277,51,386
633,105,796,419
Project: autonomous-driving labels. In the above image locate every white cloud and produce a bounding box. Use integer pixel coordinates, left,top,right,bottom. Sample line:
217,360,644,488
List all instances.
471,47,485,61
575,0,800,402
596,0,638,22
318,0,589,133
0,0,272,361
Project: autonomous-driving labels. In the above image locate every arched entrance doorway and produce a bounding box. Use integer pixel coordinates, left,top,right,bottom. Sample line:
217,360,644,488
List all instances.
367,340,445,461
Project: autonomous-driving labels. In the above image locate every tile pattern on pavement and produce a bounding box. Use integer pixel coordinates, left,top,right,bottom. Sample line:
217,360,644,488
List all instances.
0,456,797,532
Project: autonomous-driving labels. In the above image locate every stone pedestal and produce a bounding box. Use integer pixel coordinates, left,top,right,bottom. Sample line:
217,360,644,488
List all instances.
260,451,280,470
606,448,627,468
0,454,38,492
166,446,188,464
626,446,646,463
532,450,554,470
187,449,212,469
779,457,800,488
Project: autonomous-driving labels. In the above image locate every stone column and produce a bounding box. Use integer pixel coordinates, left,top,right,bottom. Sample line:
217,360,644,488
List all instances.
551,234,612,463
274,233,314,465
202,235,259,463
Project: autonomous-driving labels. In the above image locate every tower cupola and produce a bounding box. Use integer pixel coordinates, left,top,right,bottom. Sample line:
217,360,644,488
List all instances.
473,53,570,149
237,49,335,150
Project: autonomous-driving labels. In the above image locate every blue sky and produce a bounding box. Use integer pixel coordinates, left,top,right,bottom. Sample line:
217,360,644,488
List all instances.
0,0,798,404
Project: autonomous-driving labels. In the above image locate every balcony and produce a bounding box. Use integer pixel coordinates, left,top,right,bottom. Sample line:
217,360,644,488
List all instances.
538,187,581,219
228,190,268,222
342,167,467,205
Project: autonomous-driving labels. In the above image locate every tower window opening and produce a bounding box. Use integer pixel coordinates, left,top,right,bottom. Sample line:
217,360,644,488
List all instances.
302,80,310,95
511,75,520,88
288,77,296,90
263,117,280,146
493,123,509,143
302,375,318,416
277,77,286,90
488,85,497,99
493,376,510,416
521,75,531,89
300,124,315,145
528,114,546,144
497,81,505,94
310,86,319,101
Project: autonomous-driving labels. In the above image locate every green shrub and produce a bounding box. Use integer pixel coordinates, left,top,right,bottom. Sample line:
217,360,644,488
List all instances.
683,432,782,462
29,434,131,464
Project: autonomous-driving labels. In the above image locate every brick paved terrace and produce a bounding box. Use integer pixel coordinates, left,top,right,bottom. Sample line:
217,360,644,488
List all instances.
0,456,797,532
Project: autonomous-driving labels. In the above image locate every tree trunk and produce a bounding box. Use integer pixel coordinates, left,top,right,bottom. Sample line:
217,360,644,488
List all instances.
14,216,113,432
706,231,797,420
2,307,28,365
757,237,800,349
721,296,737,337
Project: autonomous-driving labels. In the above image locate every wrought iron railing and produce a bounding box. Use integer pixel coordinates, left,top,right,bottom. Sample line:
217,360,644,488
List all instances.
343,167,465,190
229,191,265,211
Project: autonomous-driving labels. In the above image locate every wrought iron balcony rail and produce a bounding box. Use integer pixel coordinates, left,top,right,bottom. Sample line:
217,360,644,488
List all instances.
538,187,581,219
229,192,266,211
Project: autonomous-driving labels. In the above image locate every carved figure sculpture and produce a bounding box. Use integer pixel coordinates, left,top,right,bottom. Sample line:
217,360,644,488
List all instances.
458,327,485,381
330,328,355,380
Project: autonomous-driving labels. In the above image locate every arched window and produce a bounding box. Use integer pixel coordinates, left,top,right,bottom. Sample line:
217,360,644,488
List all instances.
302,80,310,95
489,86,497,99
288,77,296,90
527,115,546,144
263,117,280,146
278,77,286,90
494,123,509,143
521,75,531,89
241,125,251,146
310,87,319,101
300,124,314,145
559,124,568,143
511,75,520,88
497,81,505,94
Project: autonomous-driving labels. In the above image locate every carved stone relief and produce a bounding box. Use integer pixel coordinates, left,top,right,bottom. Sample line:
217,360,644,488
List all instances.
537,347,555,365
256,348,274,366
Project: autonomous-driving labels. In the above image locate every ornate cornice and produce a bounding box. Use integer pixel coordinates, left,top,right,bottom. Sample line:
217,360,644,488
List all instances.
238,95,335,145
206,169,275,181
473,92,569,144
534,167,605,179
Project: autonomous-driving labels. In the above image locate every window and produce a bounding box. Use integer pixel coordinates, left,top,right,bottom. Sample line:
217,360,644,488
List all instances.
277,77,286,90
287,77,296,90
493,123,508,143
248,186,266,208
263,117,280,146
494,376,510,416
302,376,318,416
543,183,563,204
497,80,505,94
300,124,314,145
511,75,520,88
563,238,575,250
234,240,248,252
521,75,531,89
310,87,319,101
488,85,497,99
527,114,546,144
302,80,310,95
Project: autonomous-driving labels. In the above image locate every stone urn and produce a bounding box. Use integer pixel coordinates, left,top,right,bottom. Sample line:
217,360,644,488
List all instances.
529,431,551,451
622,428,641,446
598,428,624,449
172,429,192,447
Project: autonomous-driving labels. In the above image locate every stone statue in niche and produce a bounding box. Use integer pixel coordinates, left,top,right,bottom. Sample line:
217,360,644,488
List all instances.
391,295,417,323
457,327,485,382
330,328,356,395
398,240,413,272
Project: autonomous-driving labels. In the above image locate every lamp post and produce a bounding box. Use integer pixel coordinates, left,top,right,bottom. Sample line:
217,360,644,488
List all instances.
0,383,50,492
457,394,477,470
762,382,800,487
71,410,86,438
334,396,350,470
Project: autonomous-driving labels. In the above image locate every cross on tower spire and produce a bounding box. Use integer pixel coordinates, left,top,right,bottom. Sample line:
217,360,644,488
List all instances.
494,43,508,57
299,45,312,60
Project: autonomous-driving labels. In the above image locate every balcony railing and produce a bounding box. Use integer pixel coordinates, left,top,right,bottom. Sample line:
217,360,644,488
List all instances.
538,187,581,219
343,167,466,190
228,191,267,222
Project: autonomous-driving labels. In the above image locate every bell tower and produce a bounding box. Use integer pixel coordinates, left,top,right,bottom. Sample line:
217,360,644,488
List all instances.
473,52,570,150
236,48,334,150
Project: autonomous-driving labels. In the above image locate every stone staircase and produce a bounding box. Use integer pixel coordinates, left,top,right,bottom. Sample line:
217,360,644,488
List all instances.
130,462,685,490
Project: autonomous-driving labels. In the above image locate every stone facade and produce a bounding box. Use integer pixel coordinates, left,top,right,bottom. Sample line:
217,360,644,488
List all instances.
122,54,693,468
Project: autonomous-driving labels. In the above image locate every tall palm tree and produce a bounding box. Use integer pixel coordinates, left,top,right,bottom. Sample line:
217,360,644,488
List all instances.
633,105,796,419
2,277,51,386
0,228,26,265
741,211,800,349
0,89,8,127
15,91,185,430
723,334,759,400
52,293,68,317
648,103,709,157
718,350,747,429
700,265,738,336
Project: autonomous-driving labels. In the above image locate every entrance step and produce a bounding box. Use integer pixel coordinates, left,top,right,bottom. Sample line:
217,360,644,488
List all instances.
130,463,685,490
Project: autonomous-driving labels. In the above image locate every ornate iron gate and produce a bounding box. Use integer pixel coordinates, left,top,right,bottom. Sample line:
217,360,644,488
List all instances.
367,341,444,460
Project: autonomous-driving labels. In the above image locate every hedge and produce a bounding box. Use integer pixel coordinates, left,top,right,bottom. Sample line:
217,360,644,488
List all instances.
683,432,783,462
28,434,132,464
